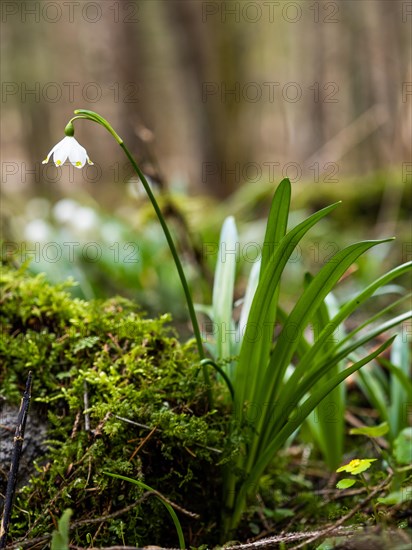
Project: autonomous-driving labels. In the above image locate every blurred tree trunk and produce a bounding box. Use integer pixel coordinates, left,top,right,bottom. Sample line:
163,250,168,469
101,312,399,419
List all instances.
2,19,54,197
2,0,410,203
164,0,249,197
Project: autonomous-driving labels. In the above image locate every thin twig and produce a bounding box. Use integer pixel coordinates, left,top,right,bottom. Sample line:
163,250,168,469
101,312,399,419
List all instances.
92,411,111,438
70,410,82,439
83,381,90,432
0,372,33,550
69,547,180,550
113,414,151,430
144,488,200,519
70,547,140,550
129,427,157,461
5,534,51,550
222,526,362,549
72,495,150,527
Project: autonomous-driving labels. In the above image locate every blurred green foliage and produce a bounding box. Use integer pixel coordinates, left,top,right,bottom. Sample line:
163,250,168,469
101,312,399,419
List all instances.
4,169,410,327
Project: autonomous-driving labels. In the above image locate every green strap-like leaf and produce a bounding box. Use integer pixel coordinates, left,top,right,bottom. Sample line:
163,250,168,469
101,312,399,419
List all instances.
357,366,390,426
256,239,392,455
328,312,411,365
336,294,411,350
213,216,238,369
276,305,311,357
236,259,261,354
226,193,340,517
278,311,411,432
290,262,411,382
291,310,411,410
234,200,341,414
389,336,411,437
260,178,291,278
266,239,394,392
258,179,291,384
303,273,345,469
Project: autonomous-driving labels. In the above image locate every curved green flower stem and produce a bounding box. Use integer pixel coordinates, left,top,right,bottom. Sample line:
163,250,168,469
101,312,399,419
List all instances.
71,110,212,406
119,143,210,384
73,110,124,144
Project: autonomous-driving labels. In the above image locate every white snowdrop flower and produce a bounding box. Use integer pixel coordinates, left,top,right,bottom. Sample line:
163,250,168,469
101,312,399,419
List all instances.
42,136,93,169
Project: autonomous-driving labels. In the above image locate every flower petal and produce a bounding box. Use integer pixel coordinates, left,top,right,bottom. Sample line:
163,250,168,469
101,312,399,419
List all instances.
68,139,87,169
52,136,72,167
42,137,66,165
42,148,54,164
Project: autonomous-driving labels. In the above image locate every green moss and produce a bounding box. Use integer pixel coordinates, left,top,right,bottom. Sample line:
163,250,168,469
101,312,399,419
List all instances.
0,264,226,547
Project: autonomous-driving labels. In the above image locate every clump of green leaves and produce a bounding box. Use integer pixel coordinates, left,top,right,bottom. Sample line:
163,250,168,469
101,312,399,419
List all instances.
0,264,226,547
209,179,411,539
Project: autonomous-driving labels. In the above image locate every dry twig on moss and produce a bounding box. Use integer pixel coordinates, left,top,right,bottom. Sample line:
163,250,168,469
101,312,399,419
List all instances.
0,372,33,550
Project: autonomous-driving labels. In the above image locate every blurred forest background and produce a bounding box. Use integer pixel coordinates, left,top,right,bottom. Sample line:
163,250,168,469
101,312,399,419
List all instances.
1,0,411,319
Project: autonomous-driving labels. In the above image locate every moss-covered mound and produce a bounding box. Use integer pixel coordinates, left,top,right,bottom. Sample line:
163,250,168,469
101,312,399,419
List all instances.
0,265,226,547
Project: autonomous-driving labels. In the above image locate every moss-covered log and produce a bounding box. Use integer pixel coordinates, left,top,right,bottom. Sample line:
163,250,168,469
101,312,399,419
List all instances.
0,264,226,547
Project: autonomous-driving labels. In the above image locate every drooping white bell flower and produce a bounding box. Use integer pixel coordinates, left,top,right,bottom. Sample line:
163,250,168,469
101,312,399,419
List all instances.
42,136,93,169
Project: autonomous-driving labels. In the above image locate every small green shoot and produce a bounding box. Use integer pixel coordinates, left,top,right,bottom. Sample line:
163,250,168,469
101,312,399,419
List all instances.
50,509,72,550
349,422,389,438
336,459,379,520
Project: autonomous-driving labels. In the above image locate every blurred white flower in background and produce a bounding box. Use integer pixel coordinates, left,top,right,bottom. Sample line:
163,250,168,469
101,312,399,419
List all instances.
75,206,98,232
24,219,51,242
52,200,97,233
52,199,79,224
